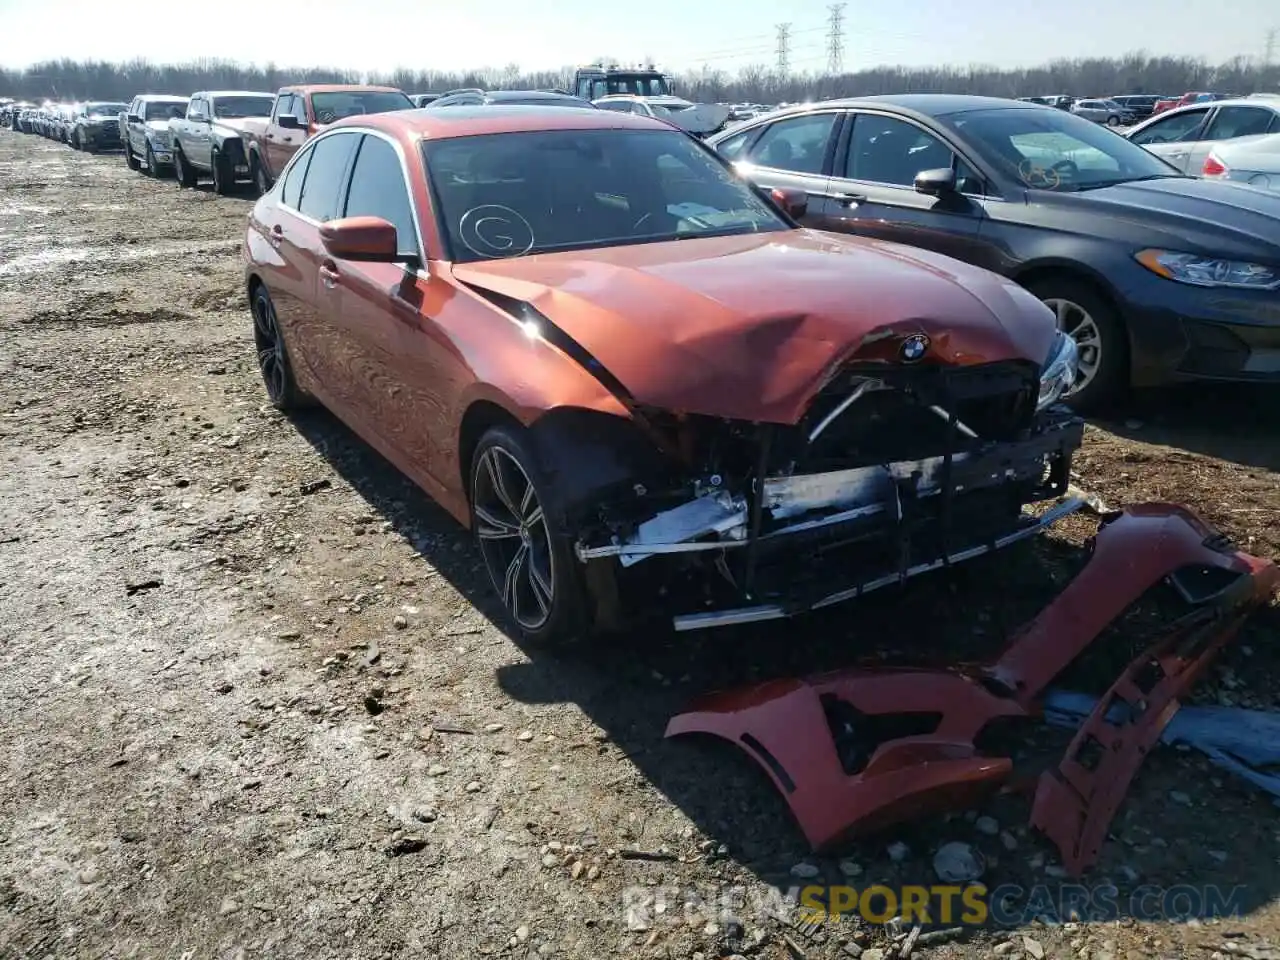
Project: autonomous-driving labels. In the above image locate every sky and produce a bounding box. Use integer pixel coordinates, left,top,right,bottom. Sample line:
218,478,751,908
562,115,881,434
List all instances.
0,0,1273,76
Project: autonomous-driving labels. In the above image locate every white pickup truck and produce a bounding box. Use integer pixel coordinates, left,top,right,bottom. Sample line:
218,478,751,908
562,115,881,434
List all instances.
168,90,275,194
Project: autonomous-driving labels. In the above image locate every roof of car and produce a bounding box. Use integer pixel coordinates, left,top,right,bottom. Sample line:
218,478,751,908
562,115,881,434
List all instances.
802,94,1040,116
138,94,189,102
329,104,667,140
199,90,275,99
282,84,407,94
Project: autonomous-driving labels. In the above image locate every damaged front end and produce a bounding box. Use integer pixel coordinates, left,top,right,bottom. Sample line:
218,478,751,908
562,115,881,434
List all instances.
572,351,1084,630
666,504,1280,875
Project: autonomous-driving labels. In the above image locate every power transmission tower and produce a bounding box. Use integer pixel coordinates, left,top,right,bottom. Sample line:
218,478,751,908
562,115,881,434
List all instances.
775,23,792,77
1266,28,1277,67
827,3,847,75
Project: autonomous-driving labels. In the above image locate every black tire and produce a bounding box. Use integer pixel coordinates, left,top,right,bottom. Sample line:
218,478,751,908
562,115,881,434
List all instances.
212,148,234,195
252,155,272,196
71,129,82,150
145,143,161,177
173,148,196,188
125,142,140,171
1107,115,1121,127
1024,275,1129,414
470,424,591,648
251,285,310,411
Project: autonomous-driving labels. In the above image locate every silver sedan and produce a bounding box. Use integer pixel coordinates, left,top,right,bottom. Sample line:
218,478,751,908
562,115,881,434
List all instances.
1202,131,1280,190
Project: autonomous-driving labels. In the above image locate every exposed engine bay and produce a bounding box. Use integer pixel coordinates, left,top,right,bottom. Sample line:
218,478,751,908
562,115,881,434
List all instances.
566,359,1085,629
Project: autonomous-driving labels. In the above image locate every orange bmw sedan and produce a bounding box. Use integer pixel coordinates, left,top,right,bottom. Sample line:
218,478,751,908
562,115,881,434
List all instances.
243,105,1084,645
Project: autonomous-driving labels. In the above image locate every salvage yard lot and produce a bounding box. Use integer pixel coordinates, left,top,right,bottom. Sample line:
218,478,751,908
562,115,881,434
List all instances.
2,129,1280,960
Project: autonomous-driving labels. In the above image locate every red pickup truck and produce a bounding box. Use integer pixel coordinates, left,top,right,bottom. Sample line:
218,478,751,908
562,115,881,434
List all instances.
241,84,415,194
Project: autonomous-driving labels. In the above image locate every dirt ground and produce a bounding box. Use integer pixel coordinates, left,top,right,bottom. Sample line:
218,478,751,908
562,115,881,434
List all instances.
2,129,1279,960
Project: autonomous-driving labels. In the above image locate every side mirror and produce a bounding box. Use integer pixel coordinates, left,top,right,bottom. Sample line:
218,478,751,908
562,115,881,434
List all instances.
769,186,808,219
126,113,142,124
321,216,415,265
277,114,302,130
914,167,958,196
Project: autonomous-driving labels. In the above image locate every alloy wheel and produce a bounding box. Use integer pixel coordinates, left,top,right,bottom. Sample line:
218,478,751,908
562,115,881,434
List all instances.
473,446,555,631
252,291,286,402
1043,297,1103,397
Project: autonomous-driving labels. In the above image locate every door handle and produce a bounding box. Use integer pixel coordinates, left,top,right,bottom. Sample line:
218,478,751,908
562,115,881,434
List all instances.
319,261,340,290
835,192,866,206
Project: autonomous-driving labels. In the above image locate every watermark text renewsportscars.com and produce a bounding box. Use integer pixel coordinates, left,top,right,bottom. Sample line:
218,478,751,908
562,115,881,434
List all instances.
620,882,1250,932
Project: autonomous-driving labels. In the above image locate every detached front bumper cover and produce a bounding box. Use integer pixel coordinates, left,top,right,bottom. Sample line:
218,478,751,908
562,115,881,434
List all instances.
666,502,1279,875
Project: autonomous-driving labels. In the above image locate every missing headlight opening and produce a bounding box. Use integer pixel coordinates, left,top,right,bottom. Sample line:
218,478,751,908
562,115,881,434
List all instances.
572,360,1086,630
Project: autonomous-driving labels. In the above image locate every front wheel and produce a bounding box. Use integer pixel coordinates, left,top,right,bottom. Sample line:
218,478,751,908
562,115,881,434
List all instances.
212,148,234,195
125,143,140,170
145,143,160,176
252,156,272,197
71,129,82,150
1025,276,1129,414
174,148,196,188
471,426,590,647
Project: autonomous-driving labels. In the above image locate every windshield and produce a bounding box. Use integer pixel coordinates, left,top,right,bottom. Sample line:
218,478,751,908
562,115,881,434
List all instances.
424,128,787,262
145,101,185,121
585,74,671,98
213,95,274,118
311,90,414,123
942,106,1181,191
86,102,127,116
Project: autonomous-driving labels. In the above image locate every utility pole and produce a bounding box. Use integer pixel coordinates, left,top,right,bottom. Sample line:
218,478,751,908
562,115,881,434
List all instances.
827,3,847,76
1266,28,1277,68
775,23,792,78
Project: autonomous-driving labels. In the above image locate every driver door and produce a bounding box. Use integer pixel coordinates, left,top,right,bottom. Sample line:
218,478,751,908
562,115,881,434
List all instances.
1125,107,1211,171
816,111,991,266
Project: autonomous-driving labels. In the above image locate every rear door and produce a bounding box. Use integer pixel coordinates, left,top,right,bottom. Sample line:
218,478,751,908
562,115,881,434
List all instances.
817,110,992,266
721,110,843,228
1126,106,1212,171
1184,104,1280,174
272,131,361,407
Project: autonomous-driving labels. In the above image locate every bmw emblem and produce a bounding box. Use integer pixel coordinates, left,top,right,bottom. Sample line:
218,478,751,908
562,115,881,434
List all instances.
899,334,930,363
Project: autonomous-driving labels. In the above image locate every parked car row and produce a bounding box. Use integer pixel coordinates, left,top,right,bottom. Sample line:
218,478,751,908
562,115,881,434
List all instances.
5,91,1280,644
4,99,129,148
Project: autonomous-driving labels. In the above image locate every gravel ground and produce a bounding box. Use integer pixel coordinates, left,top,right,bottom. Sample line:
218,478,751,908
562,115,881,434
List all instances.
2,129,1280,960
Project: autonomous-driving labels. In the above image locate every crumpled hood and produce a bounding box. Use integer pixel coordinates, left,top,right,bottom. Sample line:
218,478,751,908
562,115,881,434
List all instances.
452,229,1057,424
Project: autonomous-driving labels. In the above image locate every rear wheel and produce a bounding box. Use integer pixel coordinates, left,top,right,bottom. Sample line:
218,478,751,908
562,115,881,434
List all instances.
251,285,309,411
1106,115,1121,127
1025,276,1129,414
470,425,590,647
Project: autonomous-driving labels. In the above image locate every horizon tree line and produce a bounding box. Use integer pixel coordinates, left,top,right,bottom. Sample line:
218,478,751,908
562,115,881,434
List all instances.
2,52,1277,105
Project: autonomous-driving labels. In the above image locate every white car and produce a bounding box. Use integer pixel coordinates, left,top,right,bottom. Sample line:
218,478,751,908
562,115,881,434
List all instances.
591,94,731,136
1125,96,1280,175
1202,131,1280,190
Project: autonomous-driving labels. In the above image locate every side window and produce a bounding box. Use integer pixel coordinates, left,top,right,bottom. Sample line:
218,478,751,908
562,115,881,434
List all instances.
280,143,313,209
745,112,837,175
272,94,292,120
297,133,359,222
1129,109,1209,145
714,127,755,161
341,135,418,255
845,114,956,187
1202,106,1274,141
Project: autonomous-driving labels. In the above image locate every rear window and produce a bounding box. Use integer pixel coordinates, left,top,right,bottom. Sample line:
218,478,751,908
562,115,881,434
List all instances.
145,101,185,121
311,91,414,124
213,96,274,119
